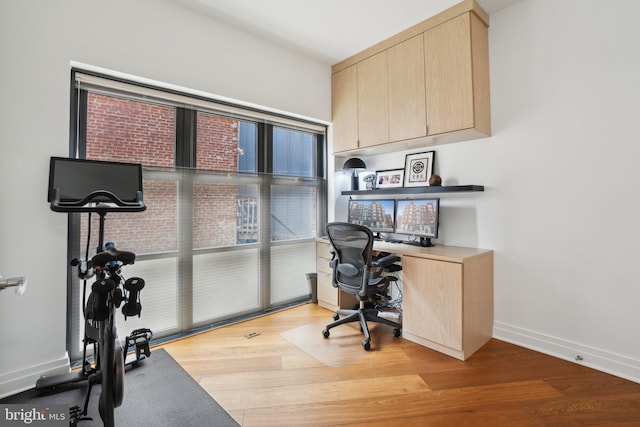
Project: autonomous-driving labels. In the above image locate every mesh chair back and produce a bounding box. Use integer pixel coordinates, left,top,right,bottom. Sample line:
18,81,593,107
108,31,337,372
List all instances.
326,222,374,291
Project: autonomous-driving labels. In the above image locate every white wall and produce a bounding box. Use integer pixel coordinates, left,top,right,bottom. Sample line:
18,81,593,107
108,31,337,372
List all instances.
333,0,640,382
488,0,640,381
0,0,330,397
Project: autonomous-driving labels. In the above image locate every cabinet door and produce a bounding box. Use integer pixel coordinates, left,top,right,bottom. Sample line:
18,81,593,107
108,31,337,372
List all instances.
357,51,389,148
424,13,474,136
402,256,462,350
332,66,359,153
388,35,427,142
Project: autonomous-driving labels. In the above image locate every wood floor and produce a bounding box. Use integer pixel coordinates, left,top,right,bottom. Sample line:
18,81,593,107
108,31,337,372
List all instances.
158,303,640,426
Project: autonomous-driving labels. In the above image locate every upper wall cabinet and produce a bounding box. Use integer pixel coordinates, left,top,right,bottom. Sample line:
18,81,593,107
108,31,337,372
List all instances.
389,35,427,142
357,50,389,148
332,66,358,153
331,0,490,155
424,12,490,137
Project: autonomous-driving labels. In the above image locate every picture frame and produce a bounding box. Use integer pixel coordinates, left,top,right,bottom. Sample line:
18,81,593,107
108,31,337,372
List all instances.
375,169,404,189
358,170,377,191
403,151,435,187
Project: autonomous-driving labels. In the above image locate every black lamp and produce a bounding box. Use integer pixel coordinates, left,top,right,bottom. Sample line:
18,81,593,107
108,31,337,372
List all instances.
343,157,366,190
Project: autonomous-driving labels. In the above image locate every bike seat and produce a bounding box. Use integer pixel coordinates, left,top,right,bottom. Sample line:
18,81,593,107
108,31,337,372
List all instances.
92,247,136,267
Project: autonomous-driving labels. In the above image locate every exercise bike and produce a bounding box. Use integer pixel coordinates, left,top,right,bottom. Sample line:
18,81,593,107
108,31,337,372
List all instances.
37,157,151,426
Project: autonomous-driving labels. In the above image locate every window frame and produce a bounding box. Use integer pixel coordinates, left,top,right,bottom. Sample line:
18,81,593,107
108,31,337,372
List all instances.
67,68,327,359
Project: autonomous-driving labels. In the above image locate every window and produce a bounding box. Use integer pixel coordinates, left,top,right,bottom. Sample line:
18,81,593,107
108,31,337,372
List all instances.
68,70,326,359
273,126,317,177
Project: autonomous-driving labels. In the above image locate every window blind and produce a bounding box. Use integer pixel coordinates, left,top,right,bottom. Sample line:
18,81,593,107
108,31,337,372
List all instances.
74,70,328,134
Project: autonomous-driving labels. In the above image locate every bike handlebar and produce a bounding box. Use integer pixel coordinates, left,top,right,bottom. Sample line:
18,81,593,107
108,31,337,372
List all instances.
50,188,146,213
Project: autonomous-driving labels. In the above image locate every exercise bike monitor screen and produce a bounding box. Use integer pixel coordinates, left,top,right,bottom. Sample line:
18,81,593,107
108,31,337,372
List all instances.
395,198,439,246
47,157,143,204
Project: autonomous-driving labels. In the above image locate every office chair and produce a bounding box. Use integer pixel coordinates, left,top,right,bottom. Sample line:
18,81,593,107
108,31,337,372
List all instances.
322,222,402,351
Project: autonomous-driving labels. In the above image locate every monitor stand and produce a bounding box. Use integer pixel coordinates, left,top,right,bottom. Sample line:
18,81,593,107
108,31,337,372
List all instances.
420,237,433,247
373,232,383,241
405,237,433,247
373,232,402,243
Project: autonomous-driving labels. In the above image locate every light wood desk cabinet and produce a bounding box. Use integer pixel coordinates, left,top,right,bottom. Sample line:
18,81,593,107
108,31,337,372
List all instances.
317,239,493,360
401,248,493,360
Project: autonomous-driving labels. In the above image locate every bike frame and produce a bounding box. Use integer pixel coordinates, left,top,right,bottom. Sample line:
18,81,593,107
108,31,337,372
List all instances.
77,212,129,427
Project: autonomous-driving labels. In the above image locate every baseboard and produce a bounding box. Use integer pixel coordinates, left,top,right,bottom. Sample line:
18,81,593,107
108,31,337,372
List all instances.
493,321,640,384
0,355,71,399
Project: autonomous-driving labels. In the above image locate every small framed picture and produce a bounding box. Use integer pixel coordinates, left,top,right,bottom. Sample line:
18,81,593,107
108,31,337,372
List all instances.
357,170,376,190
403,151,435,187
375,169,404,188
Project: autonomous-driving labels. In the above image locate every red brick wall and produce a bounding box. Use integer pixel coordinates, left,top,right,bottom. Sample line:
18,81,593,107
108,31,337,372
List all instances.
83,94,240,254
82,180,178,254
193,183,238,248
196,113,239,171
86,93,175,167
193,113,240,248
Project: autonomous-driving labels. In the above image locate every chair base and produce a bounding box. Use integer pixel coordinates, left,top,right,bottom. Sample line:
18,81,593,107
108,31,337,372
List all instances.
322,306,402,351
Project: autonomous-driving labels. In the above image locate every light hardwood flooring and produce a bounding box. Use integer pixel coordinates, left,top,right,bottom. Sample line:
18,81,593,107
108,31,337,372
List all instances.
158,303,640,426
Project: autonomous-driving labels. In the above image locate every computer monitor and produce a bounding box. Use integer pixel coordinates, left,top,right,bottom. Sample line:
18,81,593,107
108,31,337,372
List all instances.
47,157,143,204
395,198,439,247
347,199,395,235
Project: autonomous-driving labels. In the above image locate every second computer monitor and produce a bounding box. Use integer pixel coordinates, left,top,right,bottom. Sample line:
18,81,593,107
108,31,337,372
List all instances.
347,199,395,234
395,198,439,245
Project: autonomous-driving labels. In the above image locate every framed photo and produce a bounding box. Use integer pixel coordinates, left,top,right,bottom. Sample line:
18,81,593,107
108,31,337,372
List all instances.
403,151,435,187
375,169,404,189
357,170,377,190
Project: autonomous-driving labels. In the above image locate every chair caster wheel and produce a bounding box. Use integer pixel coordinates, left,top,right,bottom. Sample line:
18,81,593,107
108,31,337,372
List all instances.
393,328,401,337
333,314,339,321
322,329,330,338
362,340,371,351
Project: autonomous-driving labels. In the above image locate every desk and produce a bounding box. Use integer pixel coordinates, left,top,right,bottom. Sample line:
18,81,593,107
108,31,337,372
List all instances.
316,239,493,360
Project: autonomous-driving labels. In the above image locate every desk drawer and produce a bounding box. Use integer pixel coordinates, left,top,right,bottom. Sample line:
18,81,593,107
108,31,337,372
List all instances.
317,241,333,275
317,271,337,307
316,256,332,274
317,241,333,259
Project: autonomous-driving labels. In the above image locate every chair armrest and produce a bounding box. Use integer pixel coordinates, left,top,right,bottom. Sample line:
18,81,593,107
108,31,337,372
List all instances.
372,254,400,268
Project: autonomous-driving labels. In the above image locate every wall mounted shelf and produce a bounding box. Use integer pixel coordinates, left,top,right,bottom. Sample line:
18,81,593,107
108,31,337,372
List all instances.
341,185,484,196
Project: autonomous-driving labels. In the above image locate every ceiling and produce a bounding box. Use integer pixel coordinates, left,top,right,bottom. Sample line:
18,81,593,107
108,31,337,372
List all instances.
171,0,521,64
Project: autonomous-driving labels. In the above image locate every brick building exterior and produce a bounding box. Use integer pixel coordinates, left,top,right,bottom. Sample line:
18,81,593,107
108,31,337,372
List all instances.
84,93,242,254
